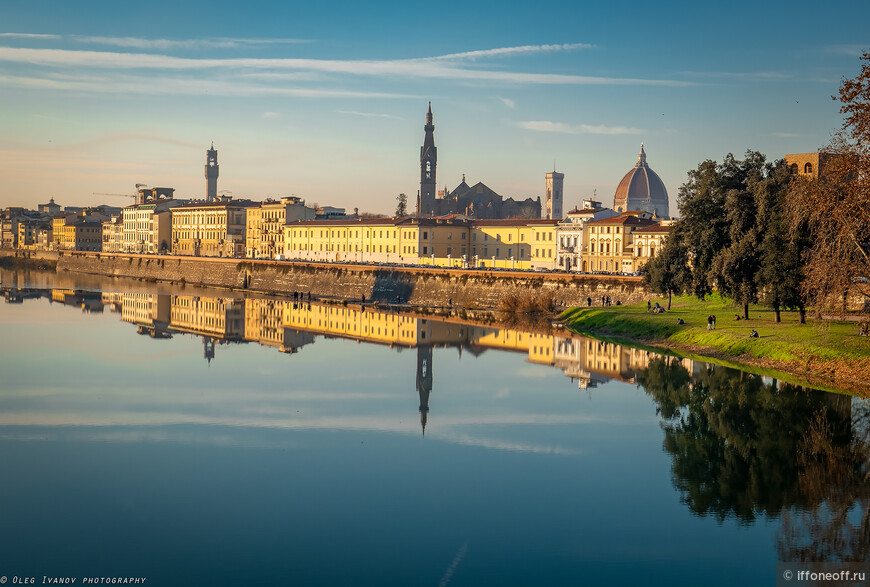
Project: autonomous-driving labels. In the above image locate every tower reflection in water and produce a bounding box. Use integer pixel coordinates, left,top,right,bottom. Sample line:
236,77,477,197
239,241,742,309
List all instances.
3,278,866,562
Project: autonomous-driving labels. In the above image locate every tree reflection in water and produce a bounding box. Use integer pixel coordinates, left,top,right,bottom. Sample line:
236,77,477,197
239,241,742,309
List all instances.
637,357,870,562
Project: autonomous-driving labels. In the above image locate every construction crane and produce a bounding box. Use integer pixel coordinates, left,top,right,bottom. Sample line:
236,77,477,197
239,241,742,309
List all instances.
93,184,148,204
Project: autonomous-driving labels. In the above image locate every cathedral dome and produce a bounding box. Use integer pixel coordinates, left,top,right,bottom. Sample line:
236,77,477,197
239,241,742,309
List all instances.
613,144,669,219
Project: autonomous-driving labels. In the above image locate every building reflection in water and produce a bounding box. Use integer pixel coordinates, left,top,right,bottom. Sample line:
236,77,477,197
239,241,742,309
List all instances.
4,277,865,562
6,282,813,437
3,283,707,433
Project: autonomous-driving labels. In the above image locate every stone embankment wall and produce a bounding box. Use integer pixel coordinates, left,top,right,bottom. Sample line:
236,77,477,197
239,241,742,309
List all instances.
50,251,650,309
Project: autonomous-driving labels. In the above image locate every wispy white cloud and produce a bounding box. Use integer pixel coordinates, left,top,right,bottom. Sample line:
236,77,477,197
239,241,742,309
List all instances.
261,111,279,119
72,35,310,50
0,32,61,39
430,43,594,61
0,72,413,99
499,97,516,109
0,47,693,87
336,110,402,120
518,120,643,135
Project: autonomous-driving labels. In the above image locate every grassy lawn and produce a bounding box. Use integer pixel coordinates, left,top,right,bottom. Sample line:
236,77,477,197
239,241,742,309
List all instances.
560,292,870,364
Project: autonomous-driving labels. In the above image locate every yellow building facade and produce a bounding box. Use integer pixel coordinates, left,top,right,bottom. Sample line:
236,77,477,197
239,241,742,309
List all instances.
581,212,658,274
281,217,560,270
246,197,316,259
171,200,253,257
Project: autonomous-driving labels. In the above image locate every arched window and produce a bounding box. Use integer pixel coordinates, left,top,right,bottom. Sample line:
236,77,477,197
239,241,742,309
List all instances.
790,163,798,174
804,162,813,174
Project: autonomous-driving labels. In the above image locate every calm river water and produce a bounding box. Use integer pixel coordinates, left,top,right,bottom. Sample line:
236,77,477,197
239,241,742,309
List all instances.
0,269,867,587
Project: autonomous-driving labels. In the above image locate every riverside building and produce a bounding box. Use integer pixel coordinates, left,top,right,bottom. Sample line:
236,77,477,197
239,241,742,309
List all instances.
281,217,560,270
171,199,255,258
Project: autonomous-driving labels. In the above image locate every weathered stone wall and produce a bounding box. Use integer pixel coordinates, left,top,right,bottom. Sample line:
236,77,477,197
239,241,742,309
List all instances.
52,251,651,309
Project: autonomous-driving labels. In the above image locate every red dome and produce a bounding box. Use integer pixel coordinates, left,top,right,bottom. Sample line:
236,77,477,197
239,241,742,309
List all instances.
613,144,669,219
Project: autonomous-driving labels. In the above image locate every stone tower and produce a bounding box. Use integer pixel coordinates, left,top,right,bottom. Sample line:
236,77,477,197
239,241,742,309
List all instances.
417,345,433,435
205,143,219,202
417,103,437,217
545,170,565,220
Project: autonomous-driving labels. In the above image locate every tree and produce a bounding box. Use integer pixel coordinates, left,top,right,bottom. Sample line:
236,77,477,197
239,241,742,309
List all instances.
787,51,870,316
674,159,730,299
708,152,775,319
643,233,692,310
395,193,408,217
756,162,809,323
677,151,781,318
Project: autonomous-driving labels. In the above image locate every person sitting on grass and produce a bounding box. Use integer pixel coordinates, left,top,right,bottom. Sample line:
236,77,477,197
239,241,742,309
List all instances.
749,329,759,338
859,322,868,336
677,318,685,325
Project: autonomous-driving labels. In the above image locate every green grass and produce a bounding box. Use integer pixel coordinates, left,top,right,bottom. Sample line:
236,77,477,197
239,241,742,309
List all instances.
561,293,870,390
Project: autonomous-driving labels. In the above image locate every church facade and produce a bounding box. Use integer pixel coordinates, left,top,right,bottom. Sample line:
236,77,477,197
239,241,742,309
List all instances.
416,104,542,220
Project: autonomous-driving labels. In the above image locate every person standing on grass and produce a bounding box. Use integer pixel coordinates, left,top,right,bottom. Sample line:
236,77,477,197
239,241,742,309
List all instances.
707,315,713,330
647,300,651,312
712,315,716,330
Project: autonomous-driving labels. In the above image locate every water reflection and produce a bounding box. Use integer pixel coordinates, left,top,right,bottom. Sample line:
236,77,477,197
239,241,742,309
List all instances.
638,357,870,564
3,278,700,420
3,271,869,576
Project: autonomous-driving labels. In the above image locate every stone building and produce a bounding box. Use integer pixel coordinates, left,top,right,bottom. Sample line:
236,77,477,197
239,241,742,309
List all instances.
282,216,559,269
171,199,255,257
613,144,670,219
205,143,219,202
581,212,658,274
246,197,316,259
415,104,542,220
545,171,565,220
784,152,838,180
122,200,180,254
555,200,619,272
632,222,672,269
102,216,124,253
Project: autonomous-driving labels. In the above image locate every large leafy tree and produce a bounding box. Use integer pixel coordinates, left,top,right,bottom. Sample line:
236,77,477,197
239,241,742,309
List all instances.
756,162,809,322
675,159,731,299
677,151,781,318
709,153,767,319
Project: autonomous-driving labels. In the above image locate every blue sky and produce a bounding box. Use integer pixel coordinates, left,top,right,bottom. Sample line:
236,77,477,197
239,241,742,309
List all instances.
0,0,867,215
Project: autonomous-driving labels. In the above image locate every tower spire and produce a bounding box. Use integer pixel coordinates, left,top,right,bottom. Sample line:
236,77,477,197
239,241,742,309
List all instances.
417,102,437,217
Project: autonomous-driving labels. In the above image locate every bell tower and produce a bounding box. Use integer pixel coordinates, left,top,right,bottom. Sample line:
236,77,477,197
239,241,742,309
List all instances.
417,103,437,217
205,143,219,202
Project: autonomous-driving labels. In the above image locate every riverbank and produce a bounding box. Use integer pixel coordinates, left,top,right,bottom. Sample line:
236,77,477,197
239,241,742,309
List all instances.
0,249,651,311
560,293,870,395
0,254,57,271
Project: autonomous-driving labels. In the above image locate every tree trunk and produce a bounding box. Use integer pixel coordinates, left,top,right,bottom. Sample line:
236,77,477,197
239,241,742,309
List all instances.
799,304,807,324
842,290,848,320
774,303,781,323
743,302,749,320
667,290,672,310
